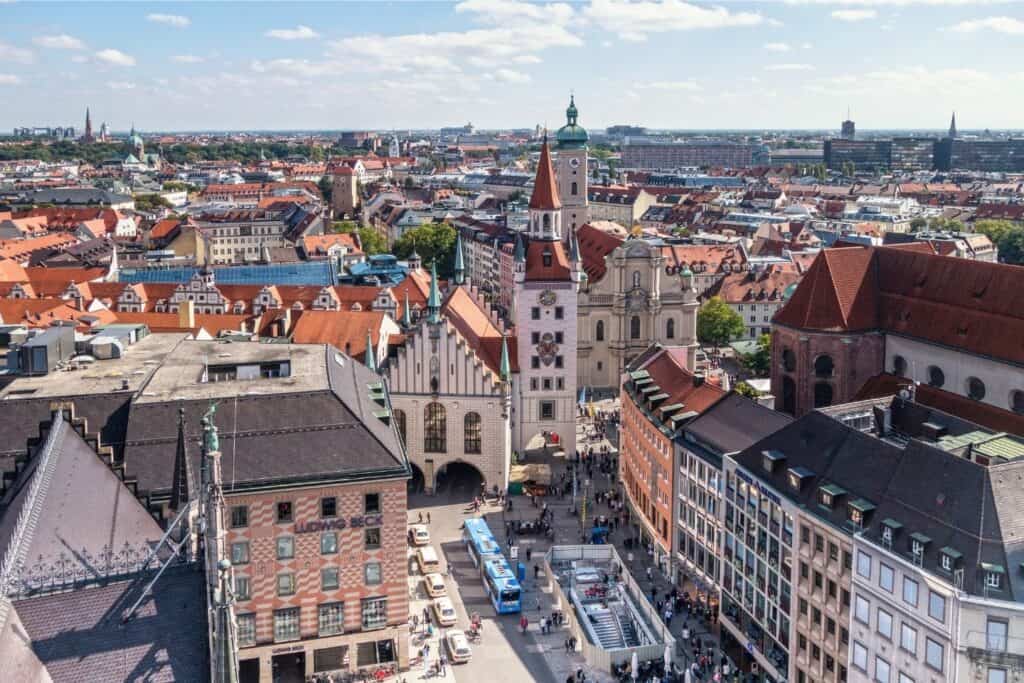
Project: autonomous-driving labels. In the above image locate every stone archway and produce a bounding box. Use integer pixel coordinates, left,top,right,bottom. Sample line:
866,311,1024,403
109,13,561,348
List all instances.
433,460,485,502
408,462,425,495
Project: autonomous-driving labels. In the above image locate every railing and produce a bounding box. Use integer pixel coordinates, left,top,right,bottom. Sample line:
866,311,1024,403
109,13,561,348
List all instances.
964,630,1024,668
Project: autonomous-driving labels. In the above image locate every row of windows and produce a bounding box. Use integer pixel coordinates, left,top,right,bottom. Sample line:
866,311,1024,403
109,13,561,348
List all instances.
851,635,944,681
530,306,564,320
236,597,389,646
892,356,1024,413
530,377,565,391
856,550,948,623
392,405,482,454
230,493,380,528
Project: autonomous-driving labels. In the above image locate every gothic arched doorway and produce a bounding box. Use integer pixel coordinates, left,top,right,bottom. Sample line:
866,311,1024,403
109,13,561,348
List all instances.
434,460,485,502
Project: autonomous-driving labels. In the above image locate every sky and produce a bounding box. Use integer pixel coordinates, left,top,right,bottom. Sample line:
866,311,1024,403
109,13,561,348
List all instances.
1,0,1023,132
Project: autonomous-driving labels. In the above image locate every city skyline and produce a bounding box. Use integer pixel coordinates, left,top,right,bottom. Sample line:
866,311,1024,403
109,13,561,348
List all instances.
2,1,1024,131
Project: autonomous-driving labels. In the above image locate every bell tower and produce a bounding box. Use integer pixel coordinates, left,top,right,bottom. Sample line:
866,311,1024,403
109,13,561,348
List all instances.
555,94,589,238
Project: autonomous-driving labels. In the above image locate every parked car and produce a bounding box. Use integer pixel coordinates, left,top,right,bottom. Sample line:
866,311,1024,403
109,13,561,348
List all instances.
408,524,430,546
432,597,457,627
445,629,472,663
423,572,447,598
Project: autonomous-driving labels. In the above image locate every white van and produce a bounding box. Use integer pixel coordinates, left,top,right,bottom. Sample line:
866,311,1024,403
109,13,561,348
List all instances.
416,546,440,574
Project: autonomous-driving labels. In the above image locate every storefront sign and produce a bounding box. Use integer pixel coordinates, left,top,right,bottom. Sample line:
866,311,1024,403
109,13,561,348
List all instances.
272,644,304,655
295,514,383,534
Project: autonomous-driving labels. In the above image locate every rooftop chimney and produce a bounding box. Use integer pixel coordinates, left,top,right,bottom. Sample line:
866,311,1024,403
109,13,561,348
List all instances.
179,300,196,330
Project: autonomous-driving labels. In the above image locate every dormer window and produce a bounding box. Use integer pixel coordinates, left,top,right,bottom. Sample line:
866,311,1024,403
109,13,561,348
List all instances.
983,563,1005,590
787,466,814,492
939,547,962,573
909,532,931,559
848,498,876,528
762,450,785,474
819,483,846,509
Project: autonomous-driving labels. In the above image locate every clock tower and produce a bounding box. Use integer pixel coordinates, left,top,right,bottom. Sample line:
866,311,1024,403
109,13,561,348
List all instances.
555,95,589,239
512,136,583,458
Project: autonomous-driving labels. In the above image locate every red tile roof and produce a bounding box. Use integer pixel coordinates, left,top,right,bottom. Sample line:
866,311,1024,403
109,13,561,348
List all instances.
528,139,560,211
524,240,572,282
708,266,802,304
629,347,726,427
150,218,180,240
576,224,624,283
776,245,1024,365
290,309,386,358
441,285,518,374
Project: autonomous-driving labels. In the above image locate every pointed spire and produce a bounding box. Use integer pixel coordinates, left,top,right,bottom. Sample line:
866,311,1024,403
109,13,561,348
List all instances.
453,232,465,285
364,330,377,372
949,111,958,139
514,232,526,263
401,289,411,327
499,333,511,382
569,229,581,263
528,137,561,211
426,260,442,323
169,407,194,512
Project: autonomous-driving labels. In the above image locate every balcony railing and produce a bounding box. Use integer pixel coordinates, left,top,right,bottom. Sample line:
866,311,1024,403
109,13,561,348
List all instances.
965,630,1024,668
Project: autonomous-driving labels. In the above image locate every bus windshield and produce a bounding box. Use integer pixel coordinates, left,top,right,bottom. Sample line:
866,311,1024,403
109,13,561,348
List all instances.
500,588,520,602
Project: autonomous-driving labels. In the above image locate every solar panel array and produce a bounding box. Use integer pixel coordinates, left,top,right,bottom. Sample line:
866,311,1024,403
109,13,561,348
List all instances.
118,261,337,286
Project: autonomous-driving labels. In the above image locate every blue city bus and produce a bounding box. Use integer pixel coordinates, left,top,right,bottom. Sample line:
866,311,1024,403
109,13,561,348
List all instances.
482,556,522,614
463,517,502,568
463,518,521,613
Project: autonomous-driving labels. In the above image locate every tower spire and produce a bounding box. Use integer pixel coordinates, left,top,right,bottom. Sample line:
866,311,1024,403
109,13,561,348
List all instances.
499,333,511,382
426,261,442,323
949,111,958,139
169,406,195,512
529,137,561,212
401,289,411,327
453,232,465,285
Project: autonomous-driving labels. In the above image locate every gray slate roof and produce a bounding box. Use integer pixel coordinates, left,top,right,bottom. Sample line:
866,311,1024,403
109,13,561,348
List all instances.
684,393,792,456
733,405,1024,600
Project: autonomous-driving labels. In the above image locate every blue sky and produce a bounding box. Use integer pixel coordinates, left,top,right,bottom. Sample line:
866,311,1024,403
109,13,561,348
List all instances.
1,1,1022,132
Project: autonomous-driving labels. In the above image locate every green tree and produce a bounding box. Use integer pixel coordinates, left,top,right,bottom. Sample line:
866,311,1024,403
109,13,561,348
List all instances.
909,217,927,230
741,334,772,377
133,193,172,212
975,219,1024,265
318,175,333,205
697,296,746,354
332,221,387,255
928,216,965,233
393,222,457,277
309,145,324,162
734,381,762,399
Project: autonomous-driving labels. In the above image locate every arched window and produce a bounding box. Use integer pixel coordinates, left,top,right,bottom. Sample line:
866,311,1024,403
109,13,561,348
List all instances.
464,412,482,454
782,348,796,373
424,402,446,453
571,181,578,196
632,271,641,289
814,382,833,408
892,355,907,377
666,319,675,339
630,316,641,340
814,355,834,378
781,376,797,415
967,377,986,401
542,214,551,231
1011,390,1024,415
595,320,605,342
927,365,945,388
393,408,406,444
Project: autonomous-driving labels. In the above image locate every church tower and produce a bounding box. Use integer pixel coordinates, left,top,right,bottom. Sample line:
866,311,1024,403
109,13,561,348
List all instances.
511,136,582,459
555,95,589,238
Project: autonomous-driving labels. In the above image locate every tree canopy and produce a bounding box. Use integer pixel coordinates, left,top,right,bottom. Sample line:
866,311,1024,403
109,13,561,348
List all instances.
331,221,386,256
393,222,457,278
975,219,1024,265
741,334,771,377
697,296,746,351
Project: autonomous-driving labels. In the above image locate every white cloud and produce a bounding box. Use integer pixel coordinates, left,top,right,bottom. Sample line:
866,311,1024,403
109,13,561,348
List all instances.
583,0,767,42
265,25,319,40
0,42,33,64
638,80,701,91
251,59,349,79
493,68,532,83
147,13,190,28
107,80,136,90
786,0,1011,5
801,42,814,48
804,66,996,98
33,34,85,50
95,48,135,66
949,16,1024,34
832,9,878,20
0,74,21,85
765,63,815,71
764,42,791,51
172,54,205,64
513,54,543,64
455,0,575,26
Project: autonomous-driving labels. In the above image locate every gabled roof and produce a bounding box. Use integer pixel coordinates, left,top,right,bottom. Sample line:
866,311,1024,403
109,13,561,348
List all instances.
524,240,572,282
290,309,387,358
528,139,561,211
773,246,876,331
576,224,624,284
441,285,518,375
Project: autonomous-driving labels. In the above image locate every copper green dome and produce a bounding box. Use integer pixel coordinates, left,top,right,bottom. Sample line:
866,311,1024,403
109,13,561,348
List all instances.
783,282,799,301
555,95,588,150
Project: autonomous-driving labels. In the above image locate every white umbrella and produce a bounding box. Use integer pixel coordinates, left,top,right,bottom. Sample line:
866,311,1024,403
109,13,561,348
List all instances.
685,669,693,683
664,644,672,670
631,651,639,681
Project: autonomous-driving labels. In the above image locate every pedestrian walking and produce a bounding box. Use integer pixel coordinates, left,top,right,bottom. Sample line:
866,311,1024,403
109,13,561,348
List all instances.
646,566,653,582
426,512,431,524
520,614,529,634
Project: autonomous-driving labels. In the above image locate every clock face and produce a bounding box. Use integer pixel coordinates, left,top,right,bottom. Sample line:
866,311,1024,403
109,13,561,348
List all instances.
539,290,557,306
569,158,580,168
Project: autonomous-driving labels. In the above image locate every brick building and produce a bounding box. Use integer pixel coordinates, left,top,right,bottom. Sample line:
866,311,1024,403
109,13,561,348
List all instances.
771,244,1024,417
619,344,725,579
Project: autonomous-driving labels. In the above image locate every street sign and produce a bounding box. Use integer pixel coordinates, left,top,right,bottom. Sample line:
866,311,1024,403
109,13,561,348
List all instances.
510,546,519,559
